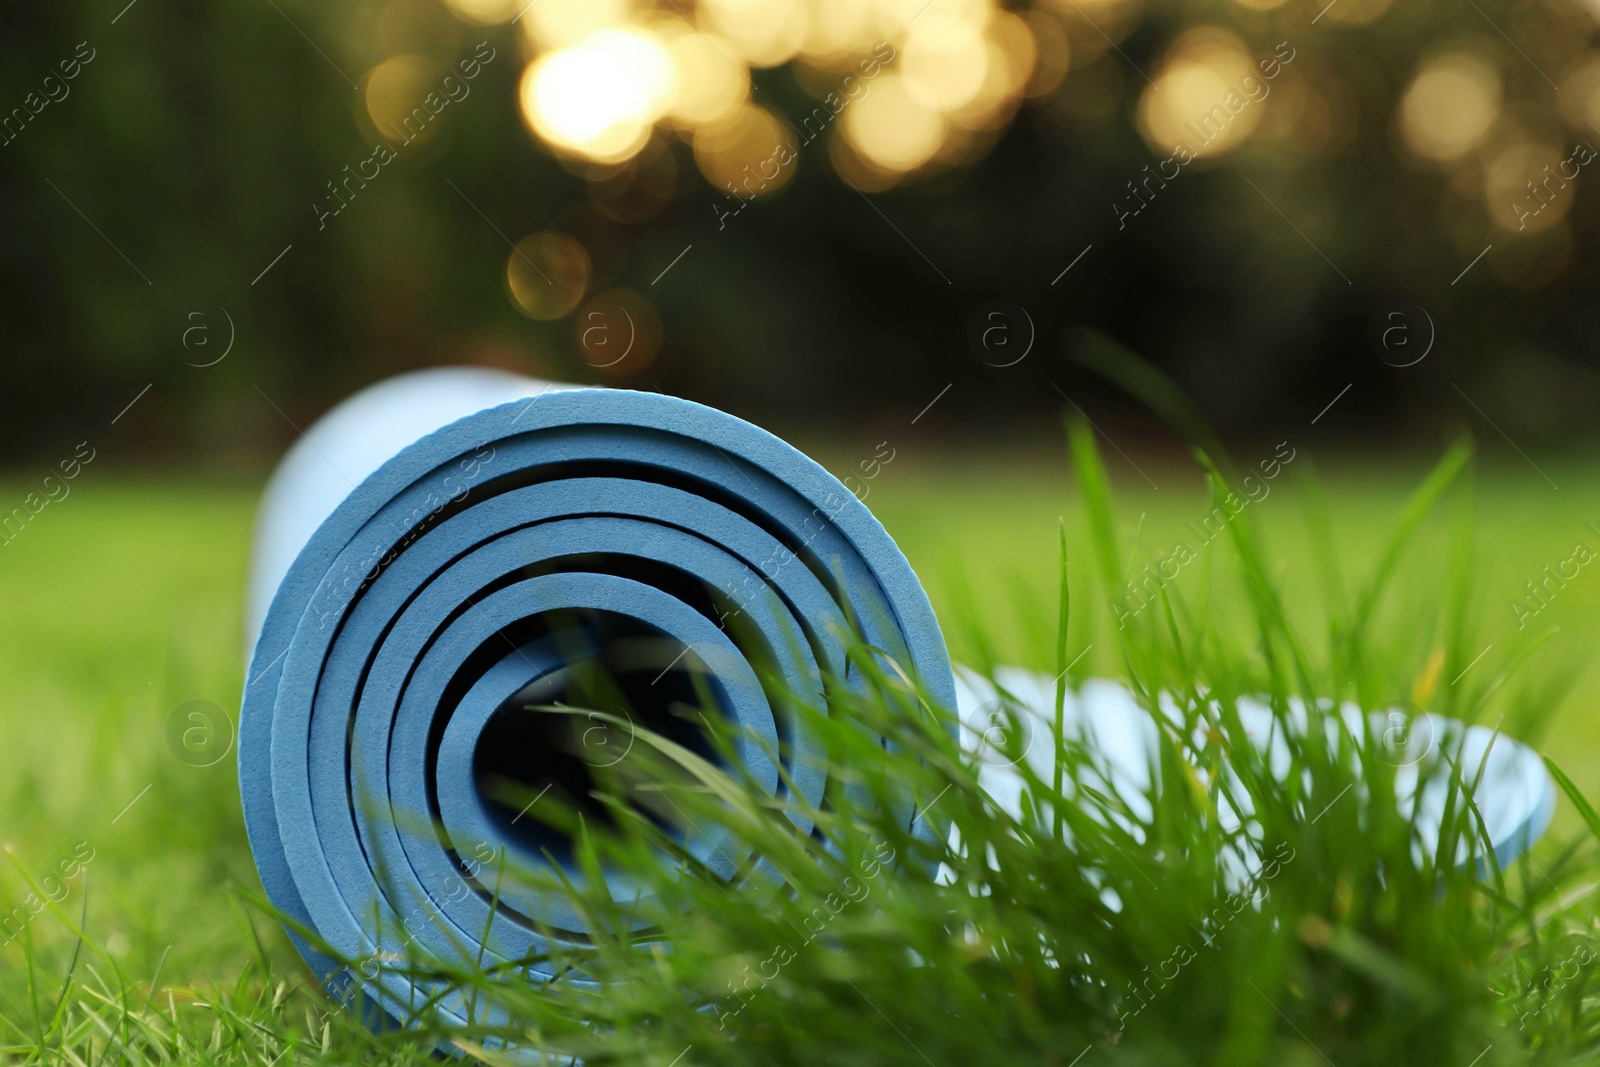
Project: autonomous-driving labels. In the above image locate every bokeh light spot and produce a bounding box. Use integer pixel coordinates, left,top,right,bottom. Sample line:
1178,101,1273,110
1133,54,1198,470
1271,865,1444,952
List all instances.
1398,52,1501,163
699,0,808,68
520,29,676,164
1320,0,1394,26
440,0,525,26
365,54,446,147
840,74,946,174
522,0,630,50
506,232,591,320
660,24,749,126
903,16,992,113
1557,55,1600,133
1485,139,1573,234
693,104,799,198
1137,28,1266,160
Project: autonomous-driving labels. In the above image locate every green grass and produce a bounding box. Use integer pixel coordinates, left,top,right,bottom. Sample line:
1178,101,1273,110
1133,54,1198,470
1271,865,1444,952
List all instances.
839,442,1600,797
0,436,1598,1064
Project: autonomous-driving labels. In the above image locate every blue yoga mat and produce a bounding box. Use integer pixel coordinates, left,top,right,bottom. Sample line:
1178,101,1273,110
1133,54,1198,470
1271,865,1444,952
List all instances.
239,368,956,1029
242,367,1556,1038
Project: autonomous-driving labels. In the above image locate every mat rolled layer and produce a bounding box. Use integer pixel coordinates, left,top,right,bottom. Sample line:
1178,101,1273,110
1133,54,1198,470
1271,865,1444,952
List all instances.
239,369,955,1028
957,669,1556,873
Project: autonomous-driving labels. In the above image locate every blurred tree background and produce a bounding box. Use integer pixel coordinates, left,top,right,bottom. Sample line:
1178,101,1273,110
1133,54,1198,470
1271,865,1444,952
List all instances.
3,0,1599,463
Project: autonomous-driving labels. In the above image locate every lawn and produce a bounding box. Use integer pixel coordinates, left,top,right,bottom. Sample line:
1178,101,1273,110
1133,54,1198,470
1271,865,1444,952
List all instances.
0,442,1595,1057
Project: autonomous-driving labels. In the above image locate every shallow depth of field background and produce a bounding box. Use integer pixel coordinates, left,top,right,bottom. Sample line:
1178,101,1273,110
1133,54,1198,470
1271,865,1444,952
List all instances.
1,0,1598,1009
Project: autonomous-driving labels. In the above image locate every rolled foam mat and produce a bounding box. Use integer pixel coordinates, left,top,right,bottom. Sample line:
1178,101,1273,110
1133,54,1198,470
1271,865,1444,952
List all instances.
239,367,956,1029
243,367,1556,1037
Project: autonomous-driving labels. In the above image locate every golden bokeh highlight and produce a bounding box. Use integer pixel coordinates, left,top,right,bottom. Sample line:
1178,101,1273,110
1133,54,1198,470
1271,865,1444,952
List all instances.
1398,52,1501,163
659,24,749,127
943,41,1009,130
826,128,897,192
1320,0,1394,27
955,12,1034,128
575,288,663,374
1050,0,1136,12
1557,55,1600,132
1483,139,1573,234
522,0,630,50
435,0,1044,181
519,29,676,164
364,54,445,146
1023,11,1071,98
902,16,992,113
693,104,799,198
506,232,591,320
840,74,947,174
884,0,991,31
410,0,1593,296
1048,0,1141,59
699,0,809,68
1138,28,1266,159
438,0,523,27
801,0,884,64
